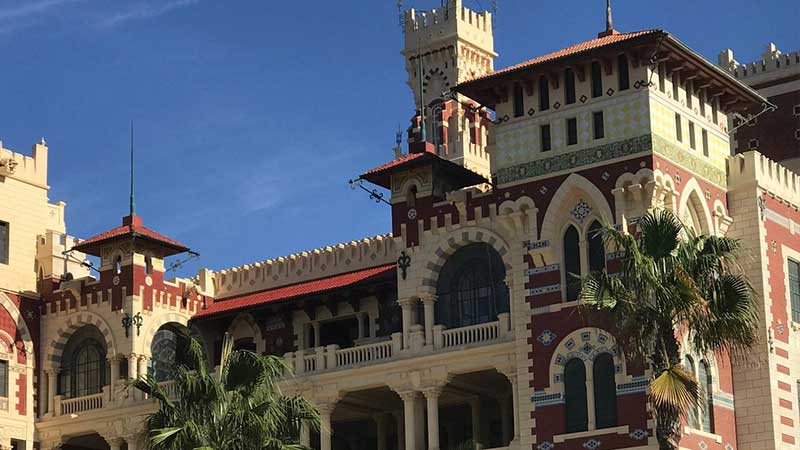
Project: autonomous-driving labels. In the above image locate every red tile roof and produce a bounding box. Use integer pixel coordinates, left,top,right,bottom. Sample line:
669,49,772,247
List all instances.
463,29,662,84
194,264,396,318
73,215,189,256
361,150,487,189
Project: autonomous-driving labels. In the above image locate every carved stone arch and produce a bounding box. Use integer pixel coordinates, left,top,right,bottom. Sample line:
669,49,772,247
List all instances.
653,169,678,211
0,329,16,355
0,292,34,358
142,312,190,355
227,312,265,354
48,311,116,368
499,196,538,237
678,178,713,235
540,173,614,243
419,226,513,293
679,333,723,397
546,327,628,391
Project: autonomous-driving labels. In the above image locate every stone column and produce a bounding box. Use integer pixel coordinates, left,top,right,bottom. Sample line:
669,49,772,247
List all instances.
137,355,149,380
128,354,139,378
399,392,419,450
312,322,321,348
399,298,416,350
500,370,520,443
414,394,426,450
109,356,119,399
470,397,482,450
46,368,58,415
375,414,388,450
421,294,437,346
125,435,141,450
357,312,365,340
300,421,311,447
423,387,442,450
320,405,333,450
585,359,596,430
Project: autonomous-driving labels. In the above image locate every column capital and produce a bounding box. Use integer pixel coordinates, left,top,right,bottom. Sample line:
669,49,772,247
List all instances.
419,293,438,304
398,297,418,308
422,386,443,399
396,390,420,402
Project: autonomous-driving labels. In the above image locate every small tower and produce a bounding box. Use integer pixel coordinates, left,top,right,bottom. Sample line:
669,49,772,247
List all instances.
402,0,497,178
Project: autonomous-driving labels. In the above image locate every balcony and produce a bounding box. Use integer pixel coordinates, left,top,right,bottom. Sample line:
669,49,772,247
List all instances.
285,313,512,375
49,380,178,418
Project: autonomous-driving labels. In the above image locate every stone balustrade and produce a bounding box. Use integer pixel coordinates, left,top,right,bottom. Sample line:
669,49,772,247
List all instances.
285,313,512,376
58,392,104,415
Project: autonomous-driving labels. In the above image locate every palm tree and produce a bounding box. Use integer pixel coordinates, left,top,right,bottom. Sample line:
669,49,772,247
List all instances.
579,209,758,450
133,330,319,450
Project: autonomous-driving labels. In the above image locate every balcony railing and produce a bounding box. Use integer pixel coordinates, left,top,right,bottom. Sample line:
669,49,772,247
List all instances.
285,313,511,375
59,392,103,415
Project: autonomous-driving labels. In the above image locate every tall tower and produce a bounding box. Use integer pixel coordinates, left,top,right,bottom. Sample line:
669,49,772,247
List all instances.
402,0,497,178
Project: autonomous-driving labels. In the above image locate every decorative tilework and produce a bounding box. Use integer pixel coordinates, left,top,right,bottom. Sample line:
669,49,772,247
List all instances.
538,441,555,450
571,200,592,223
651,134,726,186
617,376,649,395
629,429,648,440
526,264,560,275
494,135,652,185
533,391,564,407
526,239,551,251
529,284,561,296
537,329,558,346
698,441,708,450
583,439,602,450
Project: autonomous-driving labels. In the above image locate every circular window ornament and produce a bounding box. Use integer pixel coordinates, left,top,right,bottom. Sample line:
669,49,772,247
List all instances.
145,275,153,287
112,275,120,286
407,208,418,220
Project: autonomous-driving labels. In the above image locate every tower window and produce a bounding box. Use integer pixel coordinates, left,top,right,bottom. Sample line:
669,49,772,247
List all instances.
593,111,605,140
541,124,552,152
617,54,630,91
0,221,8,265
699,91,706,117
675,113,683,142
789,259,800,323
702,129,709,157
658,64,666,93
748,139,759,150
0,359,7,398
686,80,693,109
513,84,525,118
566,118,578,146
712,97,719,123
565,68,576,104
564,358,588,433
588,221,605,272
114,256,122,275
539,76,550,111
145,256,153,275
591,62,603,98
672,74,680,100
689,121,696,150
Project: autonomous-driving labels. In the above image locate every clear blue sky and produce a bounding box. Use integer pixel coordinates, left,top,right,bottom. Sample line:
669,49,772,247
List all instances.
0,0,796,277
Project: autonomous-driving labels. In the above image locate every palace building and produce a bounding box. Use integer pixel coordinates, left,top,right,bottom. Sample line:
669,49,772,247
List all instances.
1,1,799,449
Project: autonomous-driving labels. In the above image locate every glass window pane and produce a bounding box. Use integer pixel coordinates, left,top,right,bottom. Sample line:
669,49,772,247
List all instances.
789,259,800,323
593,353,618,428
565,359,588,432
0,360,7,397
564,226,582,301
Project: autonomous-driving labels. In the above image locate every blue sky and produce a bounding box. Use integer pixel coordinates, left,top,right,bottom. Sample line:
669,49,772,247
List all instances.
0,0,796,277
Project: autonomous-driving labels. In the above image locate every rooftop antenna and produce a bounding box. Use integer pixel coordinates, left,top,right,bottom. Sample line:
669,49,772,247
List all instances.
605,0,614,32
129,120,135,216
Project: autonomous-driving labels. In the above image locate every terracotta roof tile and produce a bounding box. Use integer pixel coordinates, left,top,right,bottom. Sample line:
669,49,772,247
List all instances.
73,215,188,256
463,29,662,84
194,264,395,317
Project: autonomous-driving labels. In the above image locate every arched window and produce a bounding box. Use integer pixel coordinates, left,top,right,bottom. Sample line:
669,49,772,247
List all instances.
564,68,576,104
588,221,605,272
234,338,257,353
145,255,153,275
58,326,107,398
563,225,582,301
698,359,715,433
407,185,417,208
684,355,700,429
565,358,588,433
435,243,509,329
513,84,524,118
593,353,618,429
114,256,122,275
617,54,630,91
150,328,178,382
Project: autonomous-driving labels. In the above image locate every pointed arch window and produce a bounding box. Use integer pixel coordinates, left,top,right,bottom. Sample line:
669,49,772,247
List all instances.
588,221,605,272
145,255,153,274
114,256,122,275
593,353,618,429
698,359,715,433
563,225,582,301
684,355,700,429
565,358,588,433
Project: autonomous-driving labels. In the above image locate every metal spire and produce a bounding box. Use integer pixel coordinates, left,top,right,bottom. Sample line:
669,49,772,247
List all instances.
418,39,427,142
130,121,135,216
605,0,613,32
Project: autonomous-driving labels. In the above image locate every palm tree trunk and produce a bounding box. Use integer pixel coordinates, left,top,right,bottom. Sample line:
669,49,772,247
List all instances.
653,326,681,450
